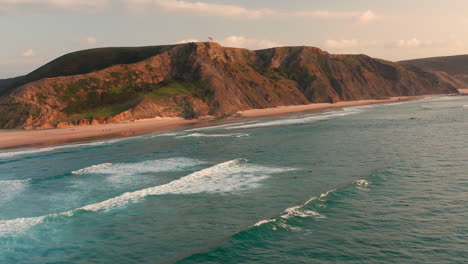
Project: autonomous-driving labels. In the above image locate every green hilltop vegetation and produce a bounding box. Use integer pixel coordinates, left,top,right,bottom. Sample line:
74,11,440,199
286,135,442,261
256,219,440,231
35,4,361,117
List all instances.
0,45,174,96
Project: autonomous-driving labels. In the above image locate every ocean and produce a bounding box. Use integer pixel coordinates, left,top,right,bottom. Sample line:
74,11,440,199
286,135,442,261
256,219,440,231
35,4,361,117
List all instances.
0,96,466,263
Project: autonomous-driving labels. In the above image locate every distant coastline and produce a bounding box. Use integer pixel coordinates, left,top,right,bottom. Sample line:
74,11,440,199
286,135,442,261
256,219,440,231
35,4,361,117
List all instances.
0,94,457,150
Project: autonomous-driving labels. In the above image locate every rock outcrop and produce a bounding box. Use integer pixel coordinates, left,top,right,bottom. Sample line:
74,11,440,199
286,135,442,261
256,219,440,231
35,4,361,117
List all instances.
0,42,460,129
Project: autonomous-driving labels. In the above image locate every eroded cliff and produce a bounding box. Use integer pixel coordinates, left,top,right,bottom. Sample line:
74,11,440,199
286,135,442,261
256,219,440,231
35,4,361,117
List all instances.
0,42,459,129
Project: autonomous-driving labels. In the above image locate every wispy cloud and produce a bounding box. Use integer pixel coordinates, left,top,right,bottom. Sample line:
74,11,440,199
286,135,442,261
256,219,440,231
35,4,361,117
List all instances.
0,0,109,15
126,0,377,23
86,36,98,45
1,0,378,24
358,10,377,23
21,49,36,57
325,39,360,50
178,35,280,50
393,38,434,48
152,0,275,19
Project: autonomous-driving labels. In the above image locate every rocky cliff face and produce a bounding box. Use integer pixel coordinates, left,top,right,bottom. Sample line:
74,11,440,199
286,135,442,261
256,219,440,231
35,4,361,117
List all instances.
0,42,459,129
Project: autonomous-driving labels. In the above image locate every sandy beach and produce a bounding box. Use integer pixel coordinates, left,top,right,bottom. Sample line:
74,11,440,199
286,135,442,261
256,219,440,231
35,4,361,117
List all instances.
0,95,452,150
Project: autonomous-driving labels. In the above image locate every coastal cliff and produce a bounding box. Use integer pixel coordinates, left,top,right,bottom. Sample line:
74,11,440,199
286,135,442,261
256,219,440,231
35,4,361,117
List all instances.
400,55,468,89
0,42,459,129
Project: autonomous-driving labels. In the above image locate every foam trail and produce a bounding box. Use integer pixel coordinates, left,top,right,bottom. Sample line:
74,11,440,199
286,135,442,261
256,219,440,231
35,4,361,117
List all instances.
226,111,357,130
71,158,203,176
185,122,255,132
421,96,465,102
151,132,180,137
0,179,31,203
421,104,464,110
0,137,132,159
252,189,335,229
0,217,45,237
175,133,249,138
0,159,294,237
72,158,206,185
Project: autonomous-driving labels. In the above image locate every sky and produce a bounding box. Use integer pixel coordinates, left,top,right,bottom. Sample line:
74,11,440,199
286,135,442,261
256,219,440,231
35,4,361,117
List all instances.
1,0,468,78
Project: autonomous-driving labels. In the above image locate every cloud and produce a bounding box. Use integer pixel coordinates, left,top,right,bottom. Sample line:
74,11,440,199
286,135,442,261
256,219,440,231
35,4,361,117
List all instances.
325,39,359,50
21,49,36,57
1,0,378,24
126,0,377,23
0,0,109,15
177,35,280,50
152,0,274,19
177,39,200,44
296,9,377,23
220,36,280,50
357,10,377,23
86,36,97,45
395,38,433,48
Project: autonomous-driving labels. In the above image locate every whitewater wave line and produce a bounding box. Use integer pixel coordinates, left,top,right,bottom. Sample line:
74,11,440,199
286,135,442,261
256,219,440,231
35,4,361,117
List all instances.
71,157,204,176
252,179,371,229
224,108,366,130
175,133,250,138
0,137,133,159
0,159,295,237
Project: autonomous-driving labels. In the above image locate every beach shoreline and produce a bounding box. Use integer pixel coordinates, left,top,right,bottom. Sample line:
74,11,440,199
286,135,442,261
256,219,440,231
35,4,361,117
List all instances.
0,94,457,150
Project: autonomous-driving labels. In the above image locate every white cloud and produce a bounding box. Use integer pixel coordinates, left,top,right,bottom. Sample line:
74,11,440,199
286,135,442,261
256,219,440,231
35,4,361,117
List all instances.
86,36,97,45
0,0,109,14
296,9,377,23
21,49,36,57
325,39,359,50
357,10,377,23
177,35,280,50
153,0,274,19
220,36,280,50
1,0,378,24
177,39,200,44
395,38,433,48
126,0,377,23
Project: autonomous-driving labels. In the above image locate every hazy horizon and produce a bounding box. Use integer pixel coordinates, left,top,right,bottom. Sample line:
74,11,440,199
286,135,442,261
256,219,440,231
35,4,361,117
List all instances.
1,0,468,78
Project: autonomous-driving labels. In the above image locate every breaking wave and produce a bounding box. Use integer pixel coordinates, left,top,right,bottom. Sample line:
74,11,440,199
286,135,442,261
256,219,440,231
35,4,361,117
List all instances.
0,159,294,237
225,111,359,130
251,180,371,230
175,133,250,138
71,158,203,176
185,122,255,132
0,137,131,160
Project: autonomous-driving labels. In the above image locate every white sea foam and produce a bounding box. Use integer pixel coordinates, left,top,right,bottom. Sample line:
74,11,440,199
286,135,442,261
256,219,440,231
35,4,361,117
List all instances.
175,133,250,138
421,104,463,110
252,219,276,227
0,179,31,203
71,158,202,176
354,179,371,191
151,132,181,137
185,122,254,132
281,207,325,219
0,159,293,237
0,137,132,159
72,163,114,175
225,111,357,130
421,96,464,102
0,217,45,237
71,158,206,185
354,179,370,187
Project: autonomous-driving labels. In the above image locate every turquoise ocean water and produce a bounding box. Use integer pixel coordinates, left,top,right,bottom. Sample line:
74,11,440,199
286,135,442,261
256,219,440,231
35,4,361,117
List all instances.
0,96,467,263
